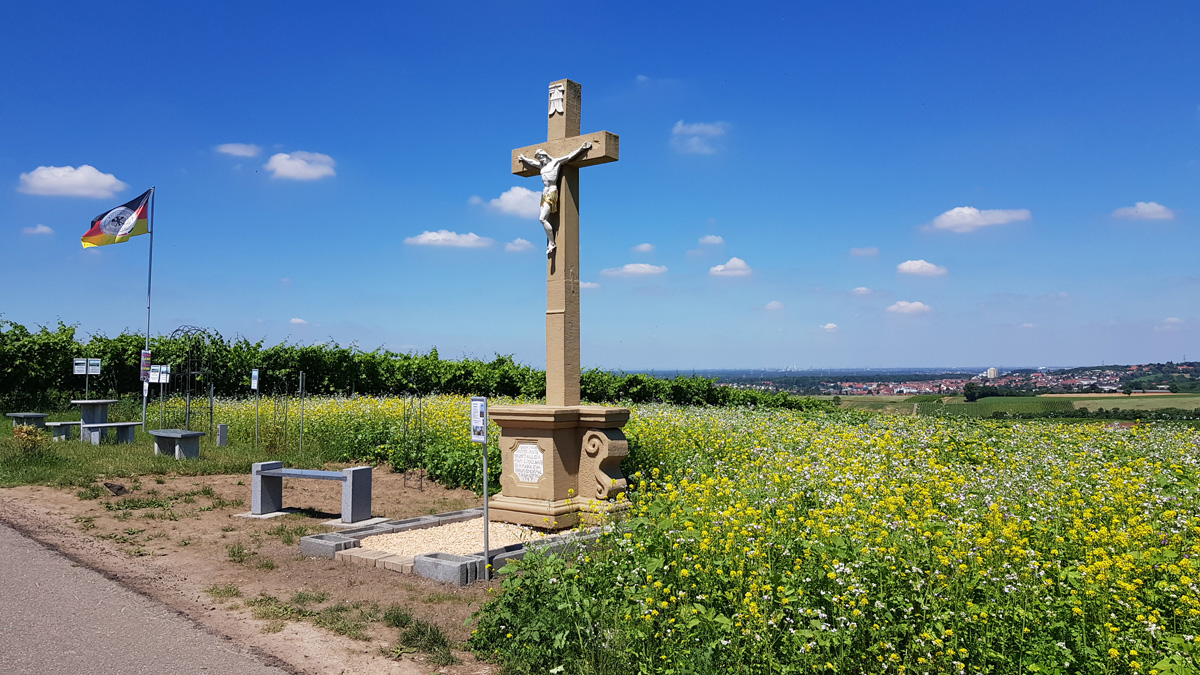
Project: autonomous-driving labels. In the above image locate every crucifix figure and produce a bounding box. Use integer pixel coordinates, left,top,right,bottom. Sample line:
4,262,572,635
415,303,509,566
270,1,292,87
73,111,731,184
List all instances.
518,142,592,255
511,79,619,406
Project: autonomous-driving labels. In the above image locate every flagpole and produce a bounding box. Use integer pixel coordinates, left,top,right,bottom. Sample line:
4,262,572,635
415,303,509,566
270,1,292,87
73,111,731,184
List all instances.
142,187,155,427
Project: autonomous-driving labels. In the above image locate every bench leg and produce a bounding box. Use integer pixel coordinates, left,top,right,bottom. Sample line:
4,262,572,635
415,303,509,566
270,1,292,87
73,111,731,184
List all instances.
252,461,284,514
341,466,373,523
83,428,103,445
115,427,136,443
51,427,71,442
176,437,200,460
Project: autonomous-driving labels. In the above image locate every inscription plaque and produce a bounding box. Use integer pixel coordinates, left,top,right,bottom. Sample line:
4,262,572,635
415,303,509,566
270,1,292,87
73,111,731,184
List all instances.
513,443,544,484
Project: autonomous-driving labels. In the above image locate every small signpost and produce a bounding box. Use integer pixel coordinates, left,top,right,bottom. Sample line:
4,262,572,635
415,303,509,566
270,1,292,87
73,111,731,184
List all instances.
151,365,170,427
74,358,101,397
470,396,490,580
140,349,152,424
251,368,260,451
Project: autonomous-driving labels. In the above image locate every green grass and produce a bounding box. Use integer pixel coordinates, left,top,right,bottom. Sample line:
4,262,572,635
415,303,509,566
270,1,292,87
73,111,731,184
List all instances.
0,432,344,490
920,398,1075,417
1045,393,1200,411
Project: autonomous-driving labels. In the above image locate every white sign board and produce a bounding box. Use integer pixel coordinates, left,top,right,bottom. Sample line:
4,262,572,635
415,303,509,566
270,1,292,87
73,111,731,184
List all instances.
73,358,87,375
470,396,487,443
251,368,259,391
513,443,543,484
160,365,171,384
143,381,149,396
149,365,161,384
87,358,101,375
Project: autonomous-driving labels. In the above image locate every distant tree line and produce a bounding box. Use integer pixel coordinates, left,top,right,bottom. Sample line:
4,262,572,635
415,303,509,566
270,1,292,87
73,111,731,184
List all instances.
1003,407,1200,422
0,320,833,413
962,382,1037,402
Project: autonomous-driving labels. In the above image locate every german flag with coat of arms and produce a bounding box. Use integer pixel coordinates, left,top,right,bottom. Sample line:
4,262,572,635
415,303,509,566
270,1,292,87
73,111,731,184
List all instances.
81,188,152,248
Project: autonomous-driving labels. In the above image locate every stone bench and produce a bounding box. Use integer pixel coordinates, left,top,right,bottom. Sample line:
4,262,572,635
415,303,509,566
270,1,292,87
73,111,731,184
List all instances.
148,429,206,459
81,422,142,445
7,413,48,429
252,461,372,524
46,421,81,441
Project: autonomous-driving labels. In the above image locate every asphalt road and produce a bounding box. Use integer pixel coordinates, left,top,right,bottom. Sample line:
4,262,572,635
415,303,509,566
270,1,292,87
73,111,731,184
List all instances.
0,521,290,675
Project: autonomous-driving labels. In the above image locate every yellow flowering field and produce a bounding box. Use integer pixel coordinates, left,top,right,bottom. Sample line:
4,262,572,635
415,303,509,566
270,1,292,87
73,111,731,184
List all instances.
473,406,1200,675
165,395,1200,672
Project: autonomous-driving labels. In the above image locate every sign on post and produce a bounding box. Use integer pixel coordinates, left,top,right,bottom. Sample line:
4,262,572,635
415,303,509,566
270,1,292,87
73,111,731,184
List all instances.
73,358,87,375
149,365,161,383
251,369,259,391
140,350,152,381
470,396,490,580
87,358,101,375
471,397,487,443
160,365,171,383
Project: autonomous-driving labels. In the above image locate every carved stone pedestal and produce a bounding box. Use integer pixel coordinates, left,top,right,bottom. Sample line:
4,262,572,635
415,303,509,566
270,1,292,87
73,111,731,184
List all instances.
487,404,629,530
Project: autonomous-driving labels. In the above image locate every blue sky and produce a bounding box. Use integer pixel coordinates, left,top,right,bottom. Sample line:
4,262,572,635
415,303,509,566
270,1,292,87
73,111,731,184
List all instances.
3,1,1196,370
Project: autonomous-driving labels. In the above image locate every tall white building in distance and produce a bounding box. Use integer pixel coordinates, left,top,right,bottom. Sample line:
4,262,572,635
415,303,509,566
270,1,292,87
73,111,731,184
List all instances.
985,367,999,379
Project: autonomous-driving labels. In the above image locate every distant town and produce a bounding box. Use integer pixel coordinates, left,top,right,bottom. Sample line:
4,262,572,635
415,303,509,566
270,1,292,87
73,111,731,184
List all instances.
688,361,1199,396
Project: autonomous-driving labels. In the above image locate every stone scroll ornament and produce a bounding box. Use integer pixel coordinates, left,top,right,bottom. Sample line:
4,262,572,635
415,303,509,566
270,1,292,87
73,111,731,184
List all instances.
578,428,629,501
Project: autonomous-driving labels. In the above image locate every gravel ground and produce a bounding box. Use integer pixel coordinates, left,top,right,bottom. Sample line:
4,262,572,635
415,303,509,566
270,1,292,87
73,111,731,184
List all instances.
361,519,547,556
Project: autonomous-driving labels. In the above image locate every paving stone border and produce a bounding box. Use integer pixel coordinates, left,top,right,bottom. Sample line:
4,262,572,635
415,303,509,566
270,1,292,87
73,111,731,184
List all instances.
299,507,601,586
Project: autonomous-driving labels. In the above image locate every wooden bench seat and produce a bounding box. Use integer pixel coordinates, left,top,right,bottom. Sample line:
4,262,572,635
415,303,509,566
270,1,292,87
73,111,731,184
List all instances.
252,461,373,523
81,421,142,445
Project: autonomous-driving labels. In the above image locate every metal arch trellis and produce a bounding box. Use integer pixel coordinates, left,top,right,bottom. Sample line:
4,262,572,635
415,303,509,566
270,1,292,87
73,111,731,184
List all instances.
168,325,216,432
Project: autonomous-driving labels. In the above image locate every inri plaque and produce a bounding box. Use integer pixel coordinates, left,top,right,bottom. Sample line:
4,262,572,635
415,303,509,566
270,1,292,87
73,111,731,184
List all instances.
513,443,544,484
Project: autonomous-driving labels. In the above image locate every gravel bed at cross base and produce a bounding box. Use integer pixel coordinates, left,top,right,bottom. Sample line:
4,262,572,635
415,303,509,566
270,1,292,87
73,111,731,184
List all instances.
0,469,505,675
361,520,547,557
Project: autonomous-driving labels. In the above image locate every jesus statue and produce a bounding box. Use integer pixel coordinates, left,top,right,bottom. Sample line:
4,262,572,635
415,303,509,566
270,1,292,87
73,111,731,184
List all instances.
517,141,592,255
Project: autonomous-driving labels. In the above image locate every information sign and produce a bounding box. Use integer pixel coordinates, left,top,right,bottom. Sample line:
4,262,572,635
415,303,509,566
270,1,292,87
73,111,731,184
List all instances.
149,365,161,384
251,369,259,391
73,358,87,375
470,397,487,443
160,365,171,383
87,358,101,375
140,350,152,381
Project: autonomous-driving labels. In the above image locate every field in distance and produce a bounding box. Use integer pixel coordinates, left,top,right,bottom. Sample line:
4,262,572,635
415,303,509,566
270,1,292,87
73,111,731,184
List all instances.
1038,392,1200,411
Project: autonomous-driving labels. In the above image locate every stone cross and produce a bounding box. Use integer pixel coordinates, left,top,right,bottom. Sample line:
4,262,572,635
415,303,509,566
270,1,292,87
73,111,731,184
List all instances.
510,79,619,407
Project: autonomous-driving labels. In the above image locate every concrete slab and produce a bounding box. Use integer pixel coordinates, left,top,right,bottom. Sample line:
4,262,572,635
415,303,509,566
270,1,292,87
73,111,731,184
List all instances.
412,552,485,586
299,533,359,557
233,508,305,520
321,516,390,529
377,555,415,573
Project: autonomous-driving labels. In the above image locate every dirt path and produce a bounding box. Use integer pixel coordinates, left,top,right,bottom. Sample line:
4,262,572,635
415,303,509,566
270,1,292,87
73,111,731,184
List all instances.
0,472,498,675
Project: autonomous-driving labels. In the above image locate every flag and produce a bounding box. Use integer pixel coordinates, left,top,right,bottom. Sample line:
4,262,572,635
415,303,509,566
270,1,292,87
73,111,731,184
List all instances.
81,188,152,248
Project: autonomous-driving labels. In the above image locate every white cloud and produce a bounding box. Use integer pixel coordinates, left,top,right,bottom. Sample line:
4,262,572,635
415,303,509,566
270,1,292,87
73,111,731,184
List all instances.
819,323,838,332
671,120,728,154
472,186,540,219
765,300,784,310
888,301,932,314
1112,201,1175,220
849,246,879,257
580,281,600,289
601,263,668,277
404,230,494,248
289,318,309,325
21,224,53,235
18,165,127,198
505,238,533,252
1156,317,1183,332
215,143,261,157
710,257,752,277
632,242,654,253
929,206,1031,233
699,234,724,245
897,259,948,276
1021,323,1035,329
851,287,871,295
263,151,336,180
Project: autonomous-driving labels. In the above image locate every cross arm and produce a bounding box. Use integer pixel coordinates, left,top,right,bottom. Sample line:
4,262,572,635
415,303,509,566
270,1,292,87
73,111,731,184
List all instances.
511,131,619,177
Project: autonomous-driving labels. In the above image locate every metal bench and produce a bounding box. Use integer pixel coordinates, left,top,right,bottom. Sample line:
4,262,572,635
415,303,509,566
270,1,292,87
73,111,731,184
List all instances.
252,461,373,524
45,421,81,441
147,429,206,459
80,421,142,445
7,413,48,429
